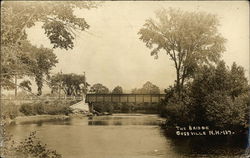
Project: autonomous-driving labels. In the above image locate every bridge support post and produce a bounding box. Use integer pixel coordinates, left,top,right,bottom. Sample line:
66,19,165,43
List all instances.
135,94,136,104
89,102,94,113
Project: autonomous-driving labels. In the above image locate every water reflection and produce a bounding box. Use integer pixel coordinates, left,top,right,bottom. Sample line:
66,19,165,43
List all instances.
160,129,248,158
16,118,73,126
7,114,249,158
88,114,163,126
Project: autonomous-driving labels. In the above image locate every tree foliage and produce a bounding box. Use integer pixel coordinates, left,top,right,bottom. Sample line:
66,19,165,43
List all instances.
22,42,58,95
50,73,88,96
1,41,58,94
138,8,226,95
162,61,249,129
1,1,99,49
132,81,160,94
188,61,249,127
90,83,109,94
19,80,32,92
2,131,62,158
112,86,123,94
229,62,248,99
1,1,99,90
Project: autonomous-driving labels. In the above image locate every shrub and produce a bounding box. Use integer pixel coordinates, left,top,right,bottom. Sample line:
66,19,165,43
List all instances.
205,92,249,129
93,102,114,113
121,103,130,113
161,62,250,130
19,103,34,116
93,102,159,114
164,95,191,127
42,101,72,115
33,102,45,115
113,103,122,112
1,102,20,119
1,130,62,158
103,103,114,113
16,131,62,158
19,100,73,116
61,106,72,115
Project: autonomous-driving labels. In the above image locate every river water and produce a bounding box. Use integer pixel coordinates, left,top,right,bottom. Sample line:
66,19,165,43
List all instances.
7,114,248,158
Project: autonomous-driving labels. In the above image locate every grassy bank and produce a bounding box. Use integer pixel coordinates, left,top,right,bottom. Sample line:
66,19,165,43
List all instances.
1,100,79,121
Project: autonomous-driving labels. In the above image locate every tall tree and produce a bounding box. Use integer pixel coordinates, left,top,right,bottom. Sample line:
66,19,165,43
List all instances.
138,8,226,95
131,81,160,94
1,1,99,49
189,61,249,127
229,62,248,100
33,47,58,95
17,42,58,95
50,73,88,96
1,1,100,89
112,86,123,94
90,83,109,94
141,81,160,94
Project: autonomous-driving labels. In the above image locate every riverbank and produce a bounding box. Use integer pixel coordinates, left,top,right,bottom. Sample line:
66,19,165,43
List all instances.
1,100,81,125
13,114,70,124
2,113,89,125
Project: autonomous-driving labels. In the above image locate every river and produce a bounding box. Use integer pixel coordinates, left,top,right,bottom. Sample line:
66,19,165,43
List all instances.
7,114,248,158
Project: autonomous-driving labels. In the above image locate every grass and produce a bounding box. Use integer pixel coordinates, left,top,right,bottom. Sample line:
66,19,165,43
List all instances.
1,100,78,120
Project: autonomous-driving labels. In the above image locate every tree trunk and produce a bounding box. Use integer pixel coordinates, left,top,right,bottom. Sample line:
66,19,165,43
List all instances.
180,67,186,89
176,68,181,98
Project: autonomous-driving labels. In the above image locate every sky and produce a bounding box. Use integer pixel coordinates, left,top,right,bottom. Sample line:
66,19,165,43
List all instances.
26,1,249,92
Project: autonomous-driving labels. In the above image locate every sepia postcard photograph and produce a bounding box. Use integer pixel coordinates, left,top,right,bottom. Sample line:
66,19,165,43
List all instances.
0,1,249,158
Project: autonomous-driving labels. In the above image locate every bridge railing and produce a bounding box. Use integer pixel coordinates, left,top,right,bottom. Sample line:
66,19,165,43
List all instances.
1,94,166,103
85,94,166,103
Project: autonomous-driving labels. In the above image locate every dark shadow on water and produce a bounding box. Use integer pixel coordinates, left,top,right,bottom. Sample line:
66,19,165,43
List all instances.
87,116,161,126
87,120,160,126
160,129,249,157
88,120,110,126
12,118,73,126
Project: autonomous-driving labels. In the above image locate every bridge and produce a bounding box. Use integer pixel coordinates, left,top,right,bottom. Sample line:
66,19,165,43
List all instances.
85,94,165,103
2,94,166,104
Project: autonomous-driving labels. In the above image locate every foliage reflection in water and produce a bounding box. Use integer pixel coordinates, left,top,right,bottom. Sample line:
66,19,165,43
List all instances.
7,114,248,158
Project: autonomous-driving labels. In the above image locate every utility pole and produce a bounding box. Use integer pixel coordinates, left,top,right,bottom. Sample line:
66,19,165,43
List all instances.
84,71,86,90
83,71,86,97
58,70,62,99
14,73,17,98
82,71,87,100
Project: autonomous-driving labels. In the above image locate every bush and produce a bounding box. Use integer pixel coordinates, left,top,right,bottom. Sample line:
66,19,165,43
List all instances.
1,130,61,158
16,131,62,158
41,101,73,115
93,102,160,114
33,102,45,115
163,92,191,127
19,100,73,116
1,102,20,119
93,102,114,113
121,103,130,113
161,62,250,130
204,92,249,129
19,103,34,116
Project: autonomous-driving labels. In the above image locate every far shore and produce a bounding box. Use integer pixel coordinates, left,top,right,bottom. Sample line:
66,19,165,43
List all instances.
3,114,88,125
